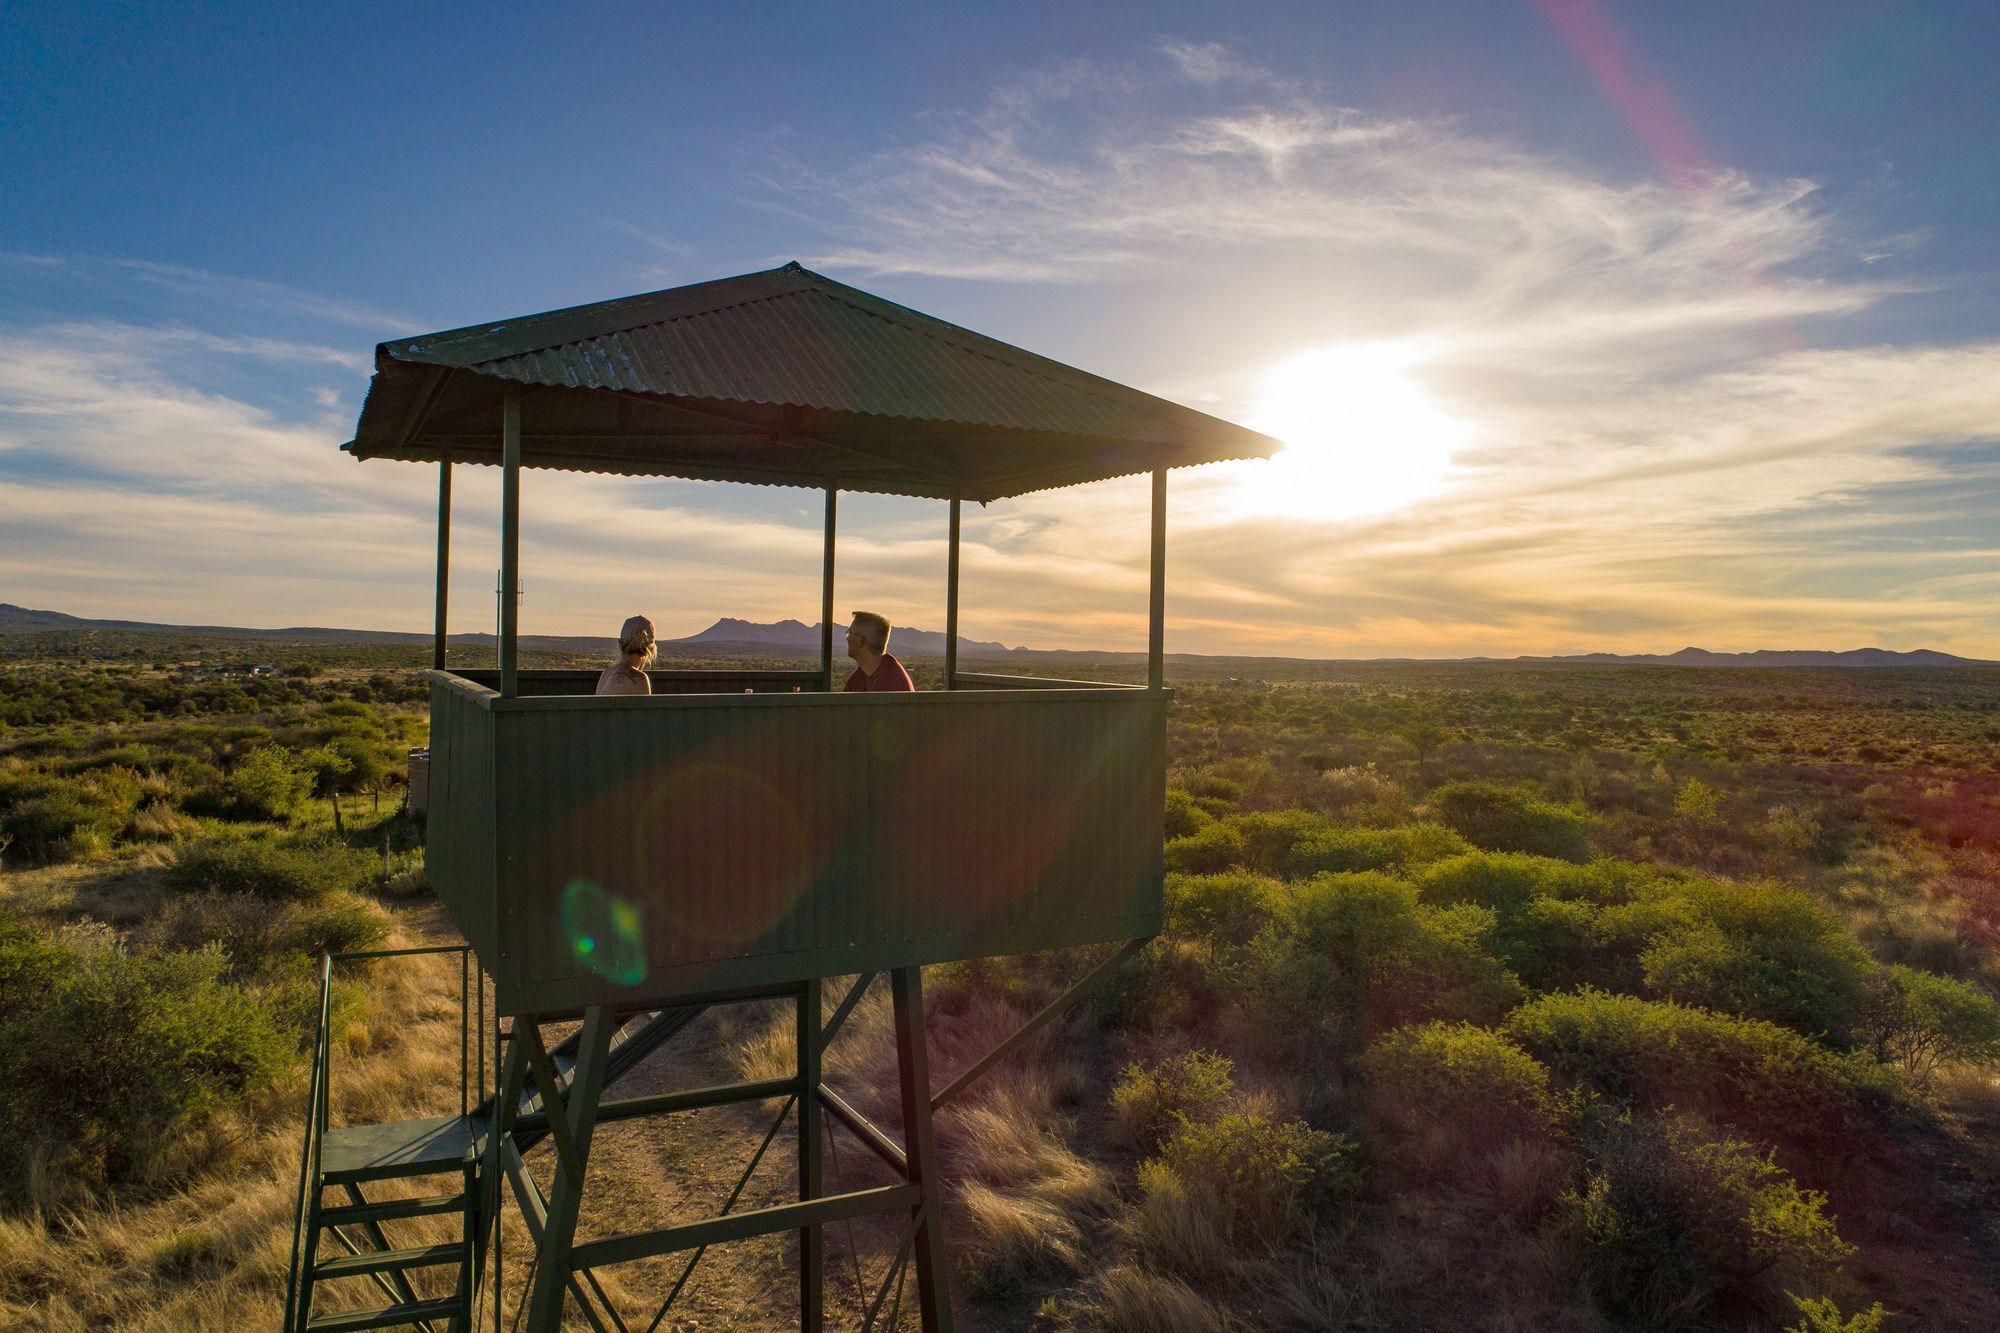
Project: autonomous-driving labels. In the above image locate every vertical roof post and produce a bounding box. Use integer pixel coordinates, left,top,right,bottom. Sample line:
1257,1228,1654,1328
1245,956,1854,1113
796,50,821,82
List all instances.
1149,468,1166,691
499,385,522,699
432,456,451,672
820,488,837,692
944,497,961,690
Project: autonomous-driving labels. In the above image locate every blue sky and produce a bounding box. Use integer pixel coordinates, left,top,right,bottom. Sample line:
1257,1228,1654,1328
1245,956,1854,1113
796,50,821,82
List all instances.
3,1,1998,656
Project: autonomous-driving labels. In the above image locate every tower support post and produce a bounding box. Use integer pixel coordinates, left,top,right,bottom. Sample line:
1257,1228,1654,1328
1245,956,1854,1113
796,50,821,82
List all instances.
1148,467,1166,691
434,456,451,671
521,1005,614,1328
797,978,824,1332
820,489,837,691
498,385,522,698
944,497,961,688
891,966,954,1333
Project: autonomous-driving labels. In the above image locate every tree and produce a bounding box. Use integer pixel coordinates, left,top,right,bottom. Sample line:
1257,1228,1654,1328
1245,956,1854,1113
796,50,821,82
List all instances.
301,745,353,834
1400,719,1448,784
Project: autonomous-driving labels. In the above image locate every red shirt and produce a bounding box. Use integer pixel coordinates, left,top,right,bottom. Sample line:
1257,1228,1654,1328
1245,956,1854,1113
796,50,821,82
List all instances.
843,653,914,692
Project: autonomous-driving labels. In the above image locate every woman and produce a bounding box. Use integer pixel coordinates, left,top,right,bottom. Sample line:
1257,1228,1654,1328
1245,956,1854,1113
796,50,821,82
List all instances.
595,615,656,695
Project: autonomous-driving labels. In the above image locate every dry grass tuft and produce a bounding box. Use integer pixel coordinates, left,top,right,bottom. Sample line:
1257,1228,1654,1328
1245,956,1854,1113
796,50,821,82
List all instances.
1089,1262,1234,1333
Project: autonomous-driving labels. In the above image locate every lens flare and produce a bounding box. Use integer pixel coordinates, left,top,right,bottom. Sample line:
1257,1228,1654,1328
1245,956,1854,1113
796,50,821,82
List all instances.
561,879,647,985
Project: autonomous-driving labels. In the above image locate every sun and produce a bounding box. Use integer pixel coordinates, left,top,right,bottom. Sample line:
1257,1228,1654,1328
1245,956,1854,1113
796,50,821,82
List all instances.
1232,340,1472,521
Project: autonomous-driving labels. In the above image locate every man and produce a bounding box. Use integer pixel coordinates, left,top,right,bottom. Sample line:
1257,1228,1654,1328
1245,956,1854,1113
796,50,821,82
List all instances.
842,610,914,692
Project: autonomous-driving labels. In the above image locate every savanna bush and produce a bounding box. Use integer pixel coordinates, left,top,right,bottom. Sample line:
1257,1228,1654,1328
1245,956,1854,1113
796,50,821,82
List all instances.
1164,823,1246,875
182,744,311,822
1283,822,1470,877
166,837,371,902
1861,964,2000,1083
1430,780,1593,862
1251,872,1524,1042
0,918,290,1200
0,769,134,862
1640,880,1875,1046
1506,990,1880,1150
1163,787,1212,840
1569,1114,1851,1330
1362,1021,1556,1141
1142,1112,1357,1251
142,890,390,976
1163,872,1285,954
1111,1049,1236,1152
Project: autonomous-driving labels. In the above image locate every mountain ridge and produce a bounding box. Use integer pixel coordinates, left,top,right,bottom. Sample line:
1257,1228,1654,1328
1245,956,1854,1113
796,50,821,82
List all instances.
2,605,1993,667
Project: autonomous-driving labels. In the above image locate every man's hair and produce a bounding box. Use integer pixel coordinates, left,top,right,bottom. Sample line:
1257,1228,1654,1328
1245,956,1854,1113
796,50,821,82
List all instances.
849,610,890,652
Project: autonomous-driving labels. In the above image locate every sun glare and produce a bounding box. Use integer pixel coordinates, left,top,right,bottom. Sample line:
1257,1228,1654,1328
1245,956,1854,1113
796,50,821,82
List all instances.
1236,340,1472,521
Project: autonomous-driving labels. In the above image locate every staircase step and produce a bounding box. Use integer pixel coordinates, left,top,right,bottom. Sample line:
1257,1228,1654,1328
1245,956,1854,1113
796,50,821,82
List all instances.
307,1295,462,1332
321,1114,479,1185
319,1192,465,1228
314,1241,464,1280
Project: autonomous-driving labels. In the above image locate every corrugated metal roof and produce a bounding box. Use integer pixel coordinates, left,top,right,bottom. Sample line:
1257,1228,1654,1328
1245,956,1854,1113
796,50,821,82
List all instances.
345,263,1276,501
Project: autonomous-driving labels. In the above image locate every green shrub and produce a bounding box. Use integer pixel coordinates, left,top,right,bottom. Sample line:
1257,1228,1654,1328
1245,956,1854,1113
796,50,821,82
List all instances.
1362,1021,1555,1140
1164,822,1246,875
1787,1294,1889,1333
1164,872,1285,953
1507,990,1879,1150
1145,1112,1357,1247
0,919,291,1197
1226,810,1337,872
283,893,391,960
183,744,311,822
1111,1049,1236,1152
1569,1114,1850,1329
0,766,142,862
1283,822,1470,877
1640,881,1875,1046
166,837,370,902
1431,780,1593,861
0,787,120,861
1861,964,2000,1083
1163,787,1212,840
1257,872,1523,1041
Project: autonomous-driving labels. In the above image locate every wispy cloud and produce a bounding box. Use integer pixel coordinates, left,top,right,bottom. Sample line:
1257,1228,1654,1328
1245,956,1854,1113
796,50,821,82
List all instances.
753,46,2000,655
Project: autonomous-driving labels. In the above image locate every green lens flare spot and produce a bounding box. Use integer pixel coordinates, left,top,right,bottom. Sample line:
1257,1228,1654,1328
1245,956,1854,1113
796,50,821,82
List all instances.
560,880,646,985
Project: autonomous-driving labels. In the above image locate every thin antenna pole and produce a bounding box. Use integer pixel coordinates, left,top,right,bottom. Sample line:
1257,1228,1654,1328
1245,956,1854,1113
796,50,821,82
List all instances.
820,488,837,691
944,498,961,689
1148,468,1166,691
433,456,451,671
499,385,522,699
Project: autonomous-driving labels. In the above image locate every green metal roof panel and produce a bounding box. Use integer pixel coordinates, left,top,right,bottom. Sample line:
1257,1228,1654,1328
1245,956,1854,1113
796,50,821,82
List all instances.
345,263,1276,501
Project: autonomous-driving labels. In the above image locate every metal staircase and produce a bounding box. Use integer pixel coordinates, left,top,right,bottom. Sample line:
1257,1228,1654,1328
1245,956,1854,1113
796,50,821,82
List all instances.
284,946,486,1333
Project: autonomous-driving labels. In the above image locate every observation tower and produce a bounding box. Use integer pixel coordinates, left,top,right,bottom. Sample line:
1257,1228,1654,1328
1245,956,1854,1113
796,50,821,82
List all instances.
284,262,1276,1332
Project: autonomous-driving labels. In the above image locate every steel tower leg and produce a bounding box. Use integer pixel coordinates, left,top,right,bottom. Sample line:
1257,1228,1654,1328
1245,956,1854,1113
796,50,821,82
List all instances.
891,966,954,1333
798,979,825,1332
522,1005,615,1330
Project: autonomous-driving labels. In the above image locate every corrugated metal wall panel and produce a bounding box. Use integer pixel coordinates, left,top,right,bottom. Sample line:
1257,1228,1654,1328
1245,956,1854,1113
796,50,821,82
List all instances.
463,688,1163,1014
426,679,497,960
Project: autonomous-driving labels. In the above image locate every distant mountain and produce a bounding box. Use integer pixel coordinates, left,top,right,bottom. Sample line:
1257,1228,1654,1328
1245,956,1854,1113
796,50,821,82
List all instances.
5,604,1993,668
0,602,432,645
1507,646,1995,668
672,617,1024,657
